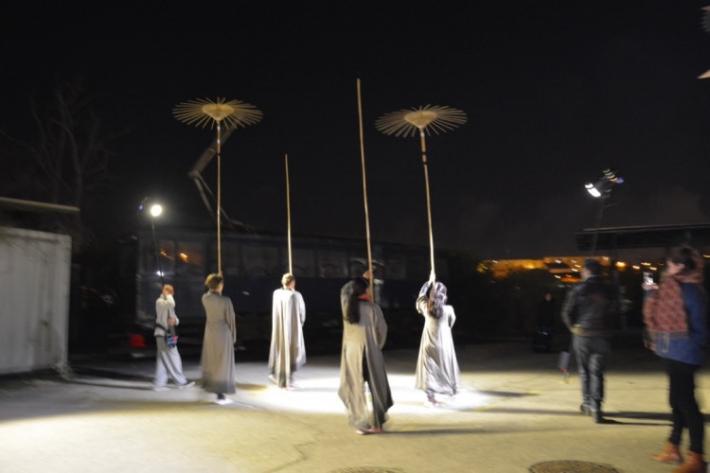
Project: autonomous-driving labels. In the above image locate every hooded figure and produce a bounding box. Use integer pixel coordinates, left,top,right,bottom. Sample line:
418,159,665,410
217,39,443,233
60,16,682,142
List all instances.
268,273,306,388
338,277,393,434
415,281,460,404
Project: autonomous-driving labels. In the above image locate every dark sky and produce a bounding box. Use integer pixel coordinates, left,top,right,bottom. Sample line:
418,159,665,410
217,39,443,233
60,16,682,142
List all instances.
2,2,710,257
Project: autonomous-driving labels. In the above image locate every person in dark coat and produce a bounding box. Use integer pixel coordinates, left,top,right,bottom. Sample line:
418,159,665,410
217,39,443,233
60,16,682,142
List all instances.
561,259,619,423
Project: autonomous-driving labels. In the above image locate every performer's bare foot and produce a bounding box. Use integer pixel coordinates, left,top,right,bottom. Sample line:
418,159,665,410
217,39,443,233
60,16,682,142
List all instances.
366,427,384,434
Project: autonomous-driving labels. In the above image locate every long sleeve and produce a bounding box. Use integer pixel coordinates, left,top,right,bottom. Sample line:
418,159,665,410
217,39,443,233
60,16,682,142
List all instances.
373,304,388,350
560,288,578,330
684,285,707,349
155,297,169,335
643,290,659,332
447,305,457,328
296,291,306,325
226,298,237,344
169,301,179,326
415,296,428,316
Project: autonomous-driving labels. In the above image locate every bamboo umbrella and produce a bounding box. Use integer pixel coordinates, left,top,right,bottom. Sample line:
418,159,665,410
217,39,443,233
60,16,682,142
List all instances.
375,105,466,282
173,97,262,274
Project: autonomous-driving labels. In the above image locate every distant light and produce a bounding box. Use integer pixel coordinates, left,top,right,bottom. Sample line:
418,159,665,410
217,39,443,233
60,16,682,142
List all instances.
632,265,641,270
179,252,189,262
650,266,658,272
155,270,164,277
554,275,561,279
616,261,627,269
641,262,651,267
699,70,710,80
704,254,710,259
585,183,602,198
149,203,163,218
555,259,562,264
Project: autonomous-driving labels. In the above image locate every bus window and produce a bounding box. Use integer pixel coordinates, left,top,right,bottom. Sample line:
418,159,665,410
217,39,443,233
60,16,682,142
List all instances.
243,244,280,277
222,241,241,276
282,248,315,277
176,241,206,277
385,255,407,280
141,239,175,276
317,250,348,278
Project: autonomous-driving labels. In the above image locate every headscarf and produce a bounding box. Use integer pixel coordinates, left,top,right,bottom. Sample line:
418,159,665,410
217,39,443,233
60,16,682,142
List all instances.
417,281,448,319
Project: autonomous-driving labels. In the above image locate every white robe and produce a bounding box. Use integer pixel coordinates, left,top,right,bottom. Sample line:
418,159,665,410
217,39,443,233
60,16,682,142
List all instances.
415,298,460,395
268,288,306,387
201,291,237,394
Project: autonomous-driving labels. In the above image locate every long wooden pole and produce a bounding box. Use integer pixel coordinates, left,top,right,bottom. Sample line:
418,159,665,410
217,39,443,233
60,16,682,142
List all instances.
419,128,436,282
216,122,222,274
284,153,293,274
356,79,374,300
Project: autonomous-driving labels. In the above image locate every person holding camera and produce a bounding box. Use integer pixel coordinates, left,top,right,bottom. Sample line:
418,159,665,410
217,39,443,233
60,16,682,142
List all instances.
153,284,193,391
644,246,707,473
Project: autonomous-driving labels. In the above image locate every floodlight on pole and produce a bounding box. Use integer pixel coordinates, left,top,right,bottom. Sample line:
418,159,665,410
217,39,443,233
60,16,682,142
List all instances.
140,197,165,285
584,169,623,255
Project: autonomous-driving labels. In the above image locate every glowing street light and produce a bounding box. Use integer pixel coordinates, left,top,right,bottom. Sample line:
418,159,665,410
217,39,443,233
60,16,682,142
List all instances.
584,169,623,199
140,198,165,285
149,203,163,218
584,183,602,198
584,169,623,255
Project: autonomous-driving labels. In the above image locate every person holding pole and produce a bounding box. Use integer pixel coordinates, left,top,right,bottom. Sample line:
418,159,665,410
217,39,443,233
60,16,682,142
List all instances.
338,277,393,434
414,280,460,406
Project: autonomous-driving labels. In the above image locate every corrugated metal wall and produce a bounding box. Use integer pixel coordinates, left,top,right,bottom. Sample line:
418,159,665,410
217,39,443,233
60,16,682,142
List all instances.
0,227,71,374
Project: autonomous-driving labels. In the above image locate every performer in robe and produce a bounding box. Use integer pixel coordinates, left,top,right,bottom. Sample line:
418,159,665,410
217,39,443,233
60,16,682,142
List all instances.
338,277,393,434
268,273,306,388
201,273,237,405
415,280,460,406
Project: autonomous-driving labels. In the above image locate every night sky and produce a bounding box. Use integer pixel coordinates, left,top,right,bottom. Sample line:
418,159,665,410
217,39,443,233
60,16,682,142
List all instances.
2,2,710,258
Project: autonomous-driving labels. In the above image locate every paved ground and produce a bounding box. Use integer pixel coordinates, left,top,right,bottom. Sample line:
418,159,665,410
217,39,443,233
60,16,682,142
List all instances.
0,342,707,473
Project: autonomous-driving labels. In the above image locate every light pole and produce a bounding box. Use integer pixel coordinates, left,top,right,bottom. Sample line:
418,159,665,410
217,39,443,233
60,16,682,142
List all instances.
584,169,623,255
140,199,165,286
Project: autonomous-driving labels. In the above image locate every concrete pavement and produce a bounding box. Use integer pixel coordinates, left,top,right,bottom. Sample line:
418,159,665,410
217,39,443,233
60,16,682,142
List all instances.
0,342,705,472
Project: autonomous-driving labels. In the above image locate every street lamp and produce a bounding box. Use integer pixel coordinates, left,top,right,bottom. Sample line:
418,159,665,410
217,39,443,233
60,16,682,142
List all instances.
585,169,623,255
140,198,165,285
149,203,163,218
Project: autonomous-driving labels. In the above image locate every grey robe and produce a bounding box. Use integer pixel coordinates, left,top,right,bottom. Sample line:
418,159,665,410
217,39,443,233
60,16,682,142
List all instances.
415,297,460,395
200,291,237,394
338,298,393,430
268,288,306,387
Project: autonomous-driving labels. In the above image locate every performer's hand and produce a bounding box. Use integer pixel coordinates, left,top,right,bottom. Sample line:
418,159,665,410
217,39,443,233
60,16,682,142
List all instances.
428,270,436,283
642,281,658,291
168,316,177,327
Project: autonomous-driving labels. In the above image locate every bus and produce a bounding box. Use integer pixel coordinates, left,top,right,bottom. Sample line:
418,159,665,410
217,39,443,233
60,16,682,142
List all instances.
114,226,465,356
